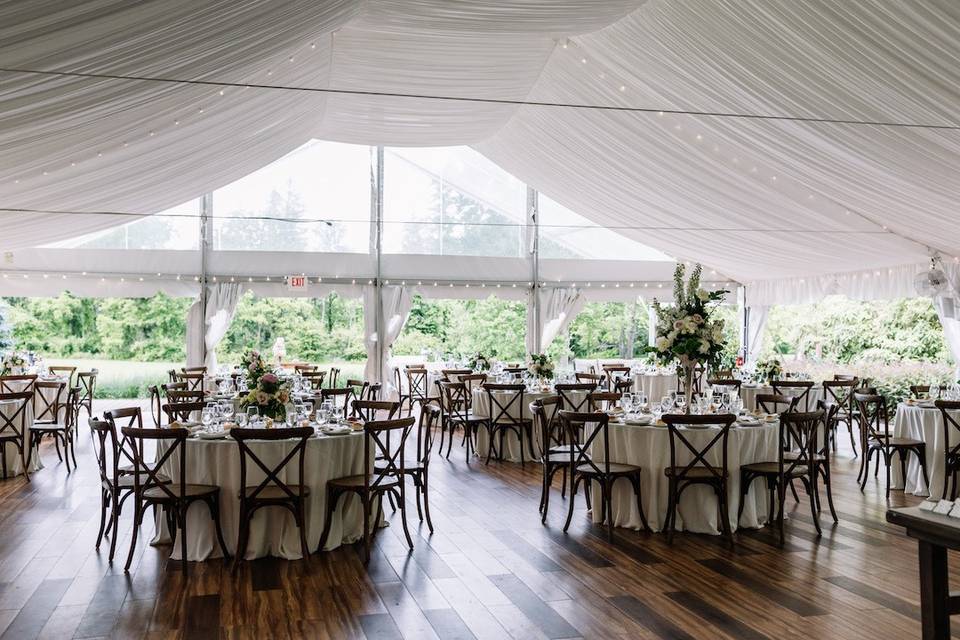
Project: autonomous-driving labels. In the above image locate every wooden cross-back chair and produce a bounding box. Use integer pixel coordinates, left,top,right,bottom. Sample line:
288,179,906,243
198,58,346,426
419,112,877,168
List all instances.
911,384,947,398
30,386,80,471
176,372,205,392
530,397,580,523
855,392,928,500
559,410,649,541
48,365,76,386
327,367,341,389
756,393,799,415
602,366,631,391
771,380,816,411
120,425,229,575
822,379,858,454
182,366,207,374
676,365,707,396
574,372,604,388
377,405,440,533
76,370,97,421
320,387,356,420
352,400,400,424
0,391,33,480
345,379,371,402
482,383,533,466
231,427,314,566
318,416,417,563
587,391,620,412
438,381,485,462
0,374,37,394
661,413,737,544
162,401,206,424
33,380,66,426
441,369,472,382
405,368,438,418
301,370,326,391
740,409,826,546
936,400,960,500
89,417,141,563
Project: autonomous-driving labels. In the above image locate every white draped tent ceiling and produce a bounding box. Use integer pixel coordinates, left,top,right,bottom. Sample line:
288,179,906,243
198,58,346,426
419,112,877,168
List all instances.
3,0,960,294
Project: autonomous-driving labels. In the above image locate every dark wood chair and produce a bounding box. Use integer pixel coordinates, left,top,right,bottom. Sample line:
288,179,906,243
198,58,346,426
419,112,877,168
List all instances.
441,368,472,381
76,369,97,422
89,417,157,564
823,379,858,454
575,372,605,388
30,386,80,471
756,393,799,415
176,372,206,393
855,392,928,500
911,384,947,398
301,370,326,391
482,383,533,466
49,365,77,386
148,385,162,427
740,409,825,545
320,387,356,420
294,364,317,374
602,366,631,391
166,389,205,404
587,391,621,412
0,374,37,394
33,379,66,427
162,401,206,424
676,365,706,396
182,366,208,374
438,381,485,461
0,391,33,480
167,369,178,383
327,367,341,389
707,378,742,394
531,397,582,523
661,413,737,544
366,382,382,401
352,400,400,424
345,379,371,402
120,425,229,574
771,381,815,411
393,366,416,415
559,410,648,540
406,368,439,418
318,416,417,563
231,426,314,566
936,400,960,500
379,405,439,533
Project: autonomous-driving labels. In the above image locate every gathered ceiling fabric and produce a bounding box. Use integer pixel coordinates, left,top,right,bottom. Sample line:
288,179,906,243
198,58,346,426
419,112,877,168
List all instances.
3,1,960,295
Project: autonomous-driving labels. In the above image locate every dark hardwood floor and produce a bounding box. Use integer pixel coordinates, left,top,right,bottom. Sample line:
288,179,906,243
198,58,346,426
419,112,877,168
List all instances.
0,401,948,639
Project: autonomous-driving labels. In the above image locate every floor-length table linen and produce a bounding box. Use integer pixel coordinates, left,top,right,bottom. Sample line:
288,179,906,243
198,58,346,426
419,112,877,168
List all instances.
152,431,371,560
592,421,778,533
0,376,61,475
632,373,675,403
892,404,960,498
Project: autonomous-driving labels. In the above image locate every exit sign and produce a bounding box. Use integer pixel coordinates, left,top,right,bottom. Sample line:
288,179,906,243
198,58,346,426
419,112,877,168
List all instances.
286,275,308,291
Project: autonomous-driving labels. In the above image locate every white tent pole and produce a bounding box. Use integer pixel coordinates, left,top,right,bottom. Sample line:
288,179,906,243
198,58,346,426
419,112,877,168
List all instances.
199,192,213,364
374,146,385,385
529,186,540,354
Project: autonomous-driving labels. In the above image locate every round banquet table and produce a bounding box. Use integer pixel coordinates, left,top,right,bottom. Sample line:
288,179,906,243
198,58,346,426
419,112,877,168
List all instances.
892,403,960,498
593,420,779,534
632,373,675,403
739,384,824,412
0,376,64,476
471,388,588,463
152,430,372,560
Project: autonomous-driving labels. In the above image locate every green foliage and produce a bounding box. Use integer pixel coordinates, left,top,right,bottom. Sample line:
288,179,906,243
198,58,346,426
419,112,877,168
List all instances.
562,301,648,360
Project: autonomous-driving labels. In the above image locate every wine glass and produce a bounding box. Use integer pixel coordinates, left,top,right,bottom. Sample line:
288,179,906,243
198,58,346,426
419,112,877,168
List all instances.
634,393,647,414
220,401,234,424
201,407,215,430
620,393,633,415
236,411,248,428
246,406,260,426
676,394,686,413
660,395,673,415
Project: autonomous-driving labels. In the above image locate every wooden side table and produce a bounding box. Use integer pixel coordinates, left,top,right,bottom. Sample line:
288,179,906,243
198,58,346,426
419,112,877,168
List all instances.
887,507,960,640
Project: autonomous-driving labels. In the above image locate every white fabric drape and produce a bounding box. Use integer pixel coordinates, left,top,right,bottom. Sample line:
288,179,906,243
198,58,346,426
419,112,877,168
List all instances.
527,287,585,353
746,306,770,364
185,283,242,369
933,263,960,378
363,285,414,397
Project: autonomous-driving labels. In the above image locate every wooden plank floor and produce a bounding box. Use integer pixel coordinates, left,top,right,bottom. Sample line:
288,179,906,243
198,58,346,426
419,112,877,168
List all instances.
0,401,950,639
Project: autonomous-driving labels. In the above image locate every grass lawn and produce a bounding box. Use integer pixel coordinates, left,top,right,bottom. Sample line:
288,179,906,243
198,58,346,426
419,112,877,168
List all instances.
45,357,367,398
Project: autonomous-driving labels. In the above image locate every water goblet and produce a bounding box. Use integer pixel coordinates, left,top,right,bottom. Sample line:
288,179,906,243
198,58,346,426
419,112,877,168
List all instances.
246,406,260,426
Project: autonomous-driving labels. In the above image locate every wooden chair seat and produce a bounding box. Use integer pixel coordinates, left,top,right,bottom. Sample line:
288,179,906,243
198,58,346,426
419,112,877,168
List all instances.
870,435,925,447
491,417,532,425
143,483,220,500
575,462,640,476
447,412,487,424
741,461,810,477
328,474,401,490
664,465,728,479
241,485,310,499
784,451,826,463
30,421,68,431
106,473,170,490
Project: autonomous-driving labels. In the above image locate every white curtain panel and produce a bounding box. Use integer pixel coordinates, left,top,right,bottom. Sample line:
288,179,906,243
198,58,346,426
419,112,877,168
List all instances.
746,306,770,364
363,285,414,396
527,287,585,353
184,282,242,368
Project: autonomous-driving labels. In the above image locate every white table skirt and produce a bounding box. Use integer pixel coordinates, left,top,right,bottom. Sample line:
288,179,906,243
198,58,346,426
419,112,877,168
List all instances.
892,404,960,498
471,389,587,462
739,384,823,412
593,421,779,534
0,378,58,476
152,432,372,560
632,374,675,403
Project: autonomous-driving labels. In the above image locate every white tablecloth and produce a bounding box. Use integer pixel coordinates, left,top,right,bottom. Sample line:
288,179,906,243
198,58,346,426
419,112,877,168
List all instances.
0,377,62,476
594,421,779,534
739,384,823,412
892,404,960,498
152,431,371,560
632,373,675,403
471,389,588,463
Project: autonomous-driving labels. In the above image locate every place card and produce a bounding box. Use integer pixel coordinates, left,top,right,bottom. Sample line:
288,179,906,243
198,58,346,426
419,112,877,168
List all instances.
918,499,937,512
933,499,955,515
948,503,960,519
